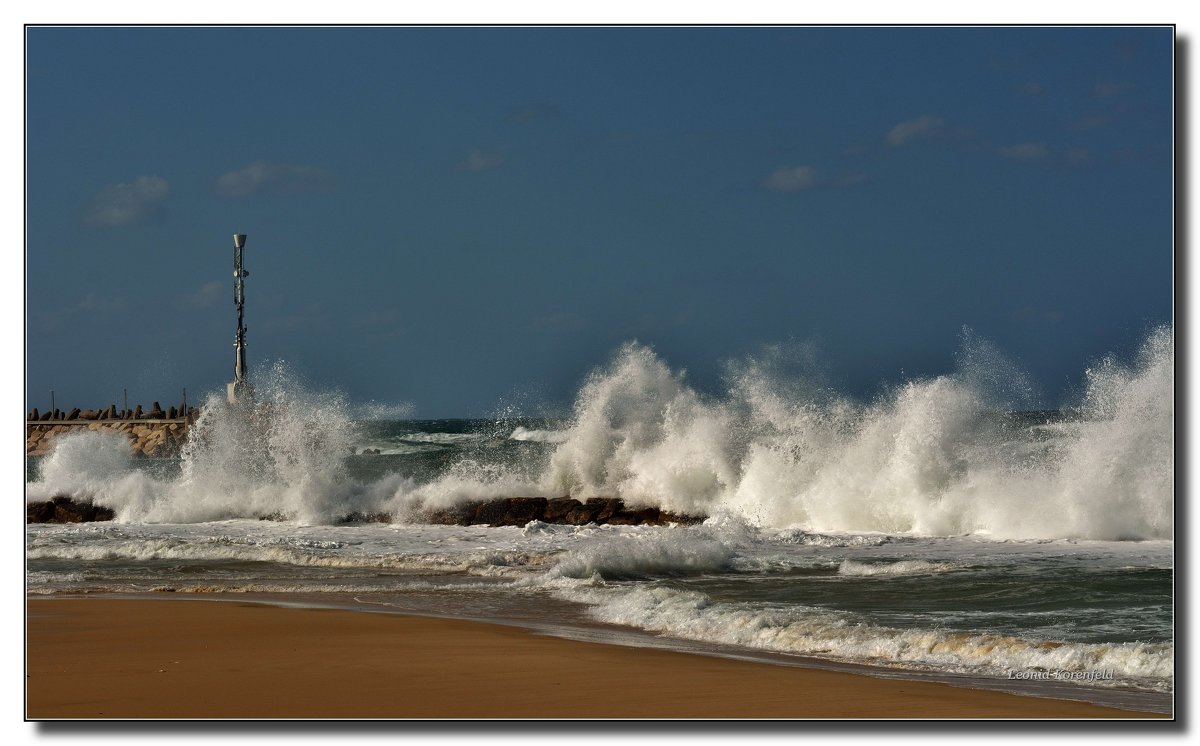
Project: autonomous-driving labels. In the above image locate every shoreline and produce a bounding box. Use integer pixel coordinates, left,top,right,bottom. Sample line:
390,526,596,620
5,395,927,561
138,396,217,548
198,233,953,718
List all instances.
26,597,1170,719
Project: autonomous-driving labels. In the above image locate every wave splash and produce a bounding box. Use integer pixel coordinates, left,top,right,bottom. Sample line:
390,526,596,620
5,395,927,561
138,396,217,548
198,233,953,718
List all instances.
538,326,1173,539
28,328,1173,539
29,363,359,524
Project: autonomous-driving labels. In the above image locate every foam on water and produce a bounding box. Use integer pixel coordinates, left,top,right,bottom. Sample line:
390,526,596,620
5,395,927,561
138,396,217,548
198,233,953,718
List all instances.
27,328,1173,541
509,426,570,444
836,559,960,576
28,363,362,524
541,581,1173,691
26,514,1173,693
534,327,1173,539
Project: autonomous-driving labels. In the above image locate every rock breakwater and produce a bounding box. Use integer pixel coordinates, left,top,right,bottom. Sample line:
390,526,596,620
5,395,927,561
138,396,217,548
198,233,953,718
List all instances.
27,496,707,526
26,402,198,458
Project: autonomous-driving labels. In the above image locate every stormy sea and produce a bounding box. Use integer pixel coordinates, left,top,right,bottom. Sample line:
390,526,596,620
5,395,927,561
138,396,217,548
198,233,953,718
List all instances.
25,327,1174,714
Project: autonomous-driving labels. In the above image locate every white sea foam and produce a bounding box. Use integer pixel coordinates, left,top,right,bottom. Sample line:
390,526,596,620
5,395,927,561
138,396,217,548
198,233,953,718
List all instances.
546,582,1173,690
544,530,738,580
509,426,570,443
533,328,1174,539
836,559,959,576
26,329,1173,541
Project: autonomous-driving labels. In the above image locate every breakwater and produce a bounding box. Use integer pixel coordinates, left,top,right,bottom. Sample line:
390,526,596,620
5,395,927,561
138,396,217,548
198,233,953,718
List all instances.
26,402,199,458
27,495,706,526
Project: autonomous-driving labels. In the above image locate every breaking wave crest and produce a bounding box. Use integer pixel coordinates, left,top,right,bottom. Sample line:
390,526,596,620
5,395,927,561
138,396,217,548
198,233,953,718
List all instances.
27,327,1173,540
542,582,1173,691
537,326,1172,539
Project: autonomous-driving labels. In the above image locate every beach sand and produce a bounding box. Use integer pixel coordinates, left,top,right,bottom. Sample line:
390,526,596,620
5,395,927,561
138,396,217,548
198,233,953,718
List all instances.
26,598,1165,719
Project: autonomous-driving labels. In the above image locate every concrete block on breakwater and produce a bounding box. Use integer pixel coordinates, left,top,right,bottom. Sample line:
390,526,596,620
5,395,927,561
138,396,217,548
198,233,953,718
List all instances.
25,403,200,458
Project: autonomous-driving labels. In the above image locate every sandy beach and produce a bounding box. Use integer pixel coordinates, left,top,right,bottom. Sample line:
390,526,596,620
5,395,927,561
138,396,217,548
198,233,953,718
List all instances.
25,597,1166,719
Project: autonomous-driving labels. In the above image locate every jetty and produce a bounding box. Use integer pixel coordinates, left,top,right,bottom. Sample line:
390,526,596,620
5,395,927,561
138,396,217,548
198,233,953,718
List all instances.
25,402,199,458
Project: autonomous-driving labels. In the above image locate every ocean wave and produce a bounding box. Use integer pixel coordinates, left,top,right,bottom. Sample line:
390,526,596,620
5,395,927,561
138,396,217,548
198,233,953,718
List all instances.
836,559,961,576
509,426,570,444
544,530,738,580
549,583,1173,691
25,328,1173,541
25,536,559,576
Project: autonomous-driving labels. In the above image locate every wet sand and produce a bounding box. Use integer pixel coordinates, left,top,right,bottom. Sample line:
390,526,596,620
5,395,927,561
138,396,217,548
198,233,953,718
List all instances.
26,598,1167,719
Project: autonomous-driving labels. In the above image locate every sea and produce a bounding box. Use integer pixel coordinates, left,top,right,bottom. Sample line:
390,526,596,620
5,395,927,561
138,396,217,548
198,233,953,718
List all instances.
25,327,1174,715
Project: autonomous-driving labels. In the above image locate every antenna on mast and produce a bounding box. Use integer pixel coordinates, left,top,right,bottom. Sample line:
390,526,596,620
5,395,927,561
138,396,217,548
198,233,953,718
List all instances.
227,233,251,404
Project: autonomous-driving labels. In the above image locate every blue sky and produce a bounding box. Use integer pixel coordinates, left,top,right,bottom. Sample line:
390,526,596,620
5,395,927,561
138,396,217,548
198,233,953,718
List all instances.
25,26,1173,417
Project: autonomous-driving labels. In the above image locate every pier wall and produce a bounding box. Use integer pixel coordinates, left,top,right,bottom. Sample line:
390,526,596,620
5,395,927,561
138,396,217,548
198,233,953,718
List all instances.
26,403,199,458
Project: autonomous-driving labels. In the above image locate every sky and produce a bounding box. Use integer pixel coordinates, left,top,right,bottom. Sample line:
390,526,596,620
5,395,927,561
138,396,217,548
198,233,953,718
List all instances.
24,25,1174,418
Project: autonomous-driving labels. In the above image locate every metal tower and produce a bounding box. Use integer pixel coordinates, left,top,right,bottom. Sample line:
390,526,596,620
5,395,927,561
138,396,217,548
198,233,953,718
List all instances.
227,233,250,404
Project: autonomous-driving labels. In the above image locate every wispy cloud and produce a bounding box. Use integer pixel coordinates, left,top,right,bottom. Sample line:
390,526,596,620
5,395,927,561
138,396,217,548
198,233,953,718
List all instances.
82,176,170,227
1065,148,1090,165
999,142,1049,161
77,293,127,314
215,161,333,197
1019,81,1045,96
1069,114,1108,131
184,281,224,308
762,166,819,192
457,150,506,172
886,115,944,146
1094,80,1134,97
35,293,127,331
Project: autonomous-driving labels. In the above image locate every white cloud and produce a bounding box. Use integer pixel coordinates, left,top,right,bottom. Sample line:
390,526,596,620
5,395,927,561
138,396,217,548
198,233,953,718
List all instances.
999,142,1049,160
886,115,945,146
83,176,170,227
457,150,506,172
763,165,819,192
185,281,224,308
77,294,126,313
215,161,332,197
1065,147,1090,165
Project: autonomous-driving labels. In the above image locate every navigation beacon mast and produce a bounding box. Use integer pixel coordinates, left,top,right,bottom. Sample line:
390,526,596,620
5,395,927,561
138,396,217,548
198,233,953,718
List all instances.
227,233,251,404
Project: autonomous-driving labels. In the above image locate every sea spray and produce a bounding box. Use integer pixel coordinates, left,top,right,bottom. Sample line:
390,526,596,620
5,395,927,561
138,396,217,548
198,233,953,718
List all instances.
27,328,1173,539
173,362,360,523
544,581,1173,689
535,328,1173,539
29,362,368,524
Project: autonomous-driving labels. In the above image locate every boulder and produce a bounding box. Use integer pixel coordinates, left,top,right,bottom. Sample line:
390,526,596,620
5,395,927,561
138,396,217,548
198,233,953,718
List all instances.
585,497,623,522
133,405,144,419
39,410,52,422
564,502,603,525
167,406,177,419
338,512,393,524
29,408,39,421
658,510,705,526
418,496,706,527
27,496,114,524
474,497,547,527
424,503,477,526
608,506,662,525
543,497,581,522
66,408,81,420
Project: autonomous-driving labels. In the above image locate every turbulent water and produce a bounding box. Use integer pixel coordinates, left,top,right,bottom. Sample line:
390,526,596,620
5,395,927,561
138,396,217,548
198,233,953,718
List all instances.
25,327,1175,711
